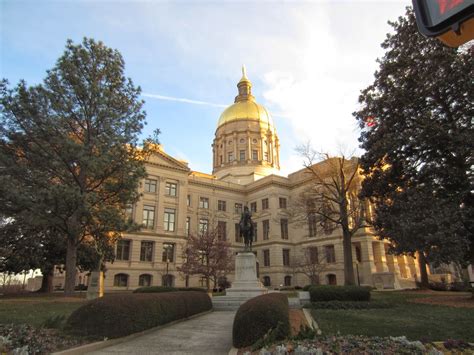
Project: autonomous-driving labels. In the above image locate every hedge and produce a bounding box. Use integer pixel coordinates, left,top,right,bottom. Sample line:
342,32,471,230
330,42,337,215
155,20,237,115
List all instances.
133,286,206,293
232,293,290,348
309,286,371,302
305,300,392,310
66,291,211,338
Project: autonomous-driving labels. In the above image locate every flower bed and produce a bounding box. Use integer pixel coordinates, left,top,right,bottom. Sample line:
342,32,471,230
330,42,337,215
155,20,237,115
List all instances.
241,335,474,354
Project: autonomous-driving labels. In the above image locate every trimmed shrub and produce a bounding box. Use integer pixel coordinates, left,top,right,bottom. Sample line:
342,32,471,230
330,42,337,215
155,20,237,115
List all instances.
303,284,316,291
66,291,211,338
233,293,290,348
133,286,206,293
305,300,392,310
309,286,371,302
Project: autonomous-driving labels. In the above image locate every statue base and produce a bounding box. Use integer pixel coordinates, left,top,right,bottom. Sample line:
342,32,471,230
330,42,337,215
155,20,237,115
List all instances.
86,271,104,300
212,252,267,310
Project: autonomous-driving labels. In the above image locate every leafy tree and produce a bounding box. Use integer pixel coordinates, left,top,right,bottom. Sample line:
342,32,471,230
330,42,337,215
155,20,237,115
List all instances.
0,38,151,294
295,145,367,285
178,220,234,291
354,8,473,287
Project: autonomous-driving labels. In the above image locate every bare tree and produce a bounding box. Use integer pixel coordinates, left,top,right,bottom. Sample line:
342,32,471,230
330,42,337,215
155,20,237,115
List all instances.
294,143,367,285
178,219,234,291
293,246,328,286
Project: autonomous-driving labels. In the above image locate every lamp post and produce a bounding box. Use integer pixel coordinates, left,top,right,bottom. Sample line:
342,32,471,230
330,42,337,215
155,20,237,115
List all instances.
166,258,170,286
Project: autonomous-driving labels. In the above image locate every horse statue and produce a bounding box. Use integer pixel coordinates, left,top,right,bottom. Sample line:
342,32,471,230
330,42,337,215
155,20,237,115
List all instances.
239,206,254,251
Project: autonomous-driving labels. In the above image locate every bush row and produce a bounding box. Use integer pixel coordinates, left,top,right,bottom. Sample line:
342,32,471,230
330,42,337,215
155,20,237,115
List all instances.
233,293,290,348
429,282,472,292
309,285,371,302
305,300,392,310
66,291,211,338
133,286,206,293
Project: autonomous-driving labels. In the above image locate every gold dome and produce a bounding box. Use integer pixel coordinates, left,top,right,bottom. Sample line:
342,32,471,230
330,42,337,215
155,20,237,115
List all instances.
217,100,274,128
217,66,274,129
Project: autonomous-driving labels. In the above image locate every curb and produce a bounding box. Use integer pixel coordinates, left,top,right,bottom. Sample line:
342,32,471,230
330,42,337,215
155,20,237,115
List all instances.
52,309,213,355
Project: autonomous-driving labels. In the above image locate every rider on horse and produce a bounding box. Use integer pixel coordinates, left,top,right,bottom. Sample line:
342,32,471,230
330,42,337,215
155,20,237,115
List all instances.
239,206,254,251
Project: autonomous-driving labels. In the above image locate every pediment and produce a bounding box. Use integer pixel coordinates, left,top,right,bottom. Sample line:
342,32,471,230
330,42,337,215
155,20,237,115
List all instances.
146,149,190,172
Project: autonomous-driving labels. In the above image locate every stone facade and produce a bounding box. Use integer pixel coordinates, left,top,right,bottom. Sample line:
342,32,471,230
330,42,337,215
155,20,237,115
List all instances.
103,70,420,291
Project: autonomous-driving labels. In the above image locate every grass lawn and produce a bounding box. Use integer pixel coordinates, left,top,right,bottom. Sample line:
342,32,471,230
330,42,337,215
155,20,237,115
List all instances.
0,294,86,327
311,291,474,342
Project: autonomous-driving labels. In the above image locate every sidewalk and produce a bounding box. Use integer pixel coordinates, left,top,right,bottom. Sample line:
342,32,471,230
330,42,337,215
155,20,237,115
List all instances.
87,311,236,355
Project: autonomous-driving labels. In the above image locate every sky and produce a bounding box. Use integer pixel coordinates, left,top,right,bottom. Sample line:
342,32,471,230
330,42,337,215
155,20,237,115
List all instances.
0,0,411,176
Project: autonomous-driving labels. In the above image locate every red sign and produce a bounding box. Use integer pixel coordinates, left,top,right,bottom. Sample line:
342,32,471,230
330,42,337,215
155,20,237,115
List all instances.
437,0,465,15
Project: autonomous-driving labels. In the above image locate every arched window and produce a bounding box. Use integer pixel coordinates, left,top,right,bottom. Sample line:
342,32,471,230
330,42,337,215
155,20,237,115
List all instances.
284,275,292,286
326,274,337,285
162,274,174,287
139,274,152,287
114,273,129,287
263,276,271,286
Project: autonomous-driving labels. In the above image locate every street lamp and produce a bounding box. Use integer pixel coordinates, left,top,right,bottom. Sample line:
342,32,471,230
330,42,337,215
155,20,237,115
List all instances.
165,258,170,286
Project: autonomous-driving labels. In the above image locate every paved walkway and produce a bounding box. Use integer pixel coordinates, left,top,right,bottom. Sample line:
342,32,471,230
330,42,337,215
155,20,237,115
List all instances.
88,311,236,355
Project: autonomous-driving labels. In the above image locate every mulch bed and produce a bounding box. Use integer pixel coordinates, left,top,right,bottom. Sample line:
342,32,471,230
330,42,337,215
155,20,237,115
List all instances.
409,294,474,308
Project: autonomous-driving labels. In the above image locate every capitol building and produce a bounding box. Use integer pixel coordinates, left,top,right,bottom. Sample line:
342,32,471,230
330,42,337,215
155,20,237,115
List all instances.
103,69,421,291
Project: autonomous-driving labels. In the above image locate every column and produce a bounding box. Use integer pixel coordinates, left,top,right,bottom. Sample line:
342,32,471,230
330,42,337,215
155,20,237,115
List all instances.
372,242,389,272
359,240,377,286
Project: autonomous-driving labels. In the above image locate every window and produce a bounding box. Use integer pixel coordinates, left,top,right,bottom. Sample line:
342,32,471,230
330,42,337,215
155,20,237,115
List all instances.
250,202,257,213
262,198,269,210
162,274,174,287
264,152,268,161
139,274,152,287
309,247,318,263
235,223,241,242
220,155,223,164
140,241,154,262
125,204,133,221
325,245,336,263
279,197,287,209
283,249,290,266
252,222,257,242
308,213,317,237
280,218,288,239
144,178,157,193
162,243,175,262
327,274,337,285
235,203,243,214
284,275,292,286
199,197,209,209
263,249,270,266
199,219,209,235
187,194,191,206
116,240,131,261
218,221,227,240
186,217,191,236
165,182,177,196
252,150,258,160
263,220,270,240
228,152,234,162
218,200,226,211
114,273,128,287
355,244,362,263
142,205,155,229
263,276,271,286
163,208,176,232
239,150,245,161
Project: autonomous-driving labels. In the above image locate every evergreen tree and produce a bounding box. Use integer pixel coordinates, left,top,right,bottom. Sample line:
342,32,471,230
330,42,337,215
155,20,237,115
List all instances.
0,38,151,294
354,8,473,286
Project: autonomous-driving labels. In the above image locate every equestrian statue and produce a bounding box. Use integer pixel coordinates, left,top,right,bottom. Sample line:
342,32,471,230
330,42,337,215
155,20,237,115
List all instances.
239,206,254,251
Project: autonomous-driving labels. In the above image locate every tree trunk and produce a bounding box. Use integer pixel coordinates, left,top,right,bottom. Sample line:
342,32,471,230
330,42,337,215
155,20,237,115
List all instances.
418,252,429,289
343,232,356,285
64,237,78,295
38,267,54,293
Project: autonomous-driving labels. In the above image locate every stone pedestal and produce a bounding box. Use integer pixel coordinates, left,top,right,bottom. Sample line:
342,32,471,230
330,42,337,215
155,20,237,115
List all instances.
86,271,104,300
212,252,267,310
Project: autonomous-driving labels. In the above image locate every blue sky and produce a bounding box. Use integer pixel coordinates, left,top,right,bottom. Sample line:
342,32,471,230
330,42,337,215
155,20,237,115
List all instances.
1,0,410,175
